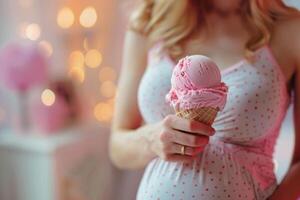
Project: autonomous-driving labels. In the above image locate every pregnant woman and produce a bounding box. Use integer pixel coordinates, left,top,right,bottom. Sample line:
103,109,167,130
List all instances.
109,0,300,199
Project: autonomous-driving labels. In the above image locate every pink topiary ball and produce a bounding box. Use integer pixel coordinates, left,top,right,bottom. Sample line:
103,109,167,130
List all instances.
0,41,48,91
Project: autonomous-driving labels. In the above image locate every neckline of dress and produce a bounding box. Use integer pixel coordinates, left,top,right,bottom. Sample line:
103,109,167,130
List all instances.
162,44,268,75
159,43,290,101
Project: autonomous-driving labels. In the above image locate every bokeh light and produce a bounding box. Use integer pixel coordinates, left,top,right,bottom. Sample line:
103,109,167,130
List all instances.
93,102,113,122
41,89,56,106
85,49,102,68
79,7,98,28
68,67,85,83
69,50,85,68
99,67,117,82
38,40,53,57
57,7,75,29
100,81,116,98
25,23,41,41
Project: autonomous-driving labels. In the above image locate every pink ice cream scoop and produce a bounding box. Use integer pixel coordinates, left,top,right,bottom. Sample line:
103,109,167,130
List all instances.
166,55,228,111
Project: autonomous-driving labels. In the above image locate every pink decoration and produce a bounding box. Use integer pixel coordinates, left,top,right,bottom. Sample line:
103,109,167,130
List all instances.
31,95,70,134
0,41,48,92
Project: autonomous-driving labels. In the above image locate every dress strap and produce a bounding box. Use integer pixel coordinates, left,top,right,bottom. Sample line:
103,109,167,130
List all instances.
148,40,164,56
147,41,165,66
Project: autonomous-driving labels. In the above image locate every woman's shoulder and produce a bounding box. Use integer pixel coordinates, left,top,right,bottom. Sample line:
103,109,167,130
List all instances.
268,16,300,82
272,15,300,52
120,30,151,73
124,30,150,51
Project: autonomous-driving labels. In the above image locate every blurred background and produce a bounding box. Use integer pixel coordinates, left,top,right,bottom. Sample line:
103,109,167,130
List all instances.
0,0,299,200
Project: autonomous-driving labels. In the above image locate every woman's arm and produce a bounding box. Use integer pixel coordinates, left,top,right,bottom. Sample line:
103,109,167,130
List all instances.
269,18,300,200
109,30,214,170
109,30,153,169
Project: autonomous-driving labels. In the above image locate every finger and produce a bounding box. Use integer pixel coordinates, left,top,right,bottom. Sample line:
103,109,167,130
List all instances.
169,128,210,147
163,115,215,136
171,143,205,156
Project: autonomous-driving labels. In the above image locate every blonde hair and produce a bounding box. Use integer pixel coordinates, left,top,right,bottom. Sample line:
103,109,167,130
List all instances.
128,0,300,61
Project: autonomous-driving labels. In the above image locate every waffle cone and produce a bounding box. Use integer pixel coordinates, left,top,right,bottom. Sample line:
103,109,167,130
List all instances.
175,107,219,125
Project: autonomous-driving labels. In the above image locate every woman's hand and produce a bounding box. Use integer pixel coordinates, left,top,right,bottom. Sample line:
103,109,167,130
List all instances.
148,114,215,162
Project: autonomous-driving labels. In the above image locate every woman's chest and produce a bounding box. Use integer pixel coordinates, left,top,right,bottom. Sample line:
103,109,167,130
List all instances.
137,46,290,142
137,59,174,123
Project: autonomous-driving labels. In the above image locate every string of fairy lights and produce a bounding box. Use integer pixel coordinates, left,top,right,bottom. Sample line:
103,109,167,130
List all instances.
15,0,117,125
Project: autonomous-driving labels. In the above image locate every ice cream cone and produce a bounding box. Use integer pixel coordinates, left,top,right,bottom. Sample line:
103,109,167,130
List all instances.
166,55,228,126
175,107,219,126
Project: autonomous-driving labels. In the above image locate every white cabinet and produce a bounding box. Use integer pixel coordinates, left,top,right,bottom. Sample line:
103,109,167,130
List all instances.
0,125,114,200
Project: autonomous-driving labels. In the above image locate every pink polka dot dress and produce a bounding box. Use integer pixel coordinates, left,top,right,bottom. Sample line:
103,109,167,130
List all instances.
136,42,291,200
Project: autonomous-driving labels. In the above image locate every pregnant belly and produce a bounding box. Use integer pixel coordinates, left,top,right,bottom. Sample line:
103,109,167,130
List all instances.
137,143,276,200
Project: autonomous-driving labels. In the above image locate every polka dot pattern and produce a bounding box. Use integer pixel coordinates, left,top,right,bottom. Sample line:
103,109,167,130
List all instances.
137,42,290,200
138,46,174,123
